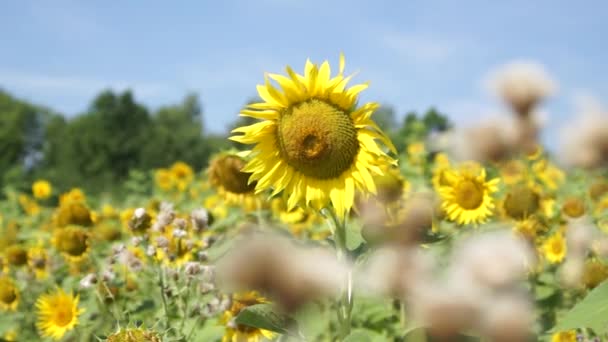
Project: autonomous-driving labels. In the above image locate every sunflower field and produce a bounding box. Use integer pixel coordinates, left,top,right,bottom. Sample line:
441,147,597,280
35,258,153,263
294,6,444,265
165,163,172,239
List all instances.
1,55,608,342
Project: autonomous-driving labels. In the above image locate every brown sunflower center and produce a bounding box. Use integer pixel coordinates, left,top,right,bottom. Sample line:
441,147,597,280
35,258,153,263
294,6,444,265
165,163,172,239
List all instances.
454,180,484,210
54,307,73,326
562,197,585,218
277,99,359,179
0,280,17,304
503,185,540,219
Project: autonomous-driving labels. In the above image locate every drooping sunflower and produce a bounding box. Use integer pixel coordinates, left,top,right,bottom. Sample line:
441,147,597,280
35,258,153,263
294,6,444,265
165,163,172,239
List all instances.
207,152,261,211
36,288,84,340
221,291,275,342
0,276,19,311
230,55,396,219
439,163,500,225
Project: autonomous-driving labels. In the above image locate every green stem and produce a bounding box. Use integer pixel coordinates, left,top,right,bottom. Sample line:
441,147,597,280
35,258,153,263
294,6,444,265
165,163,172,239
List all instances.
158,266,171,330
324,207,353,340
179,279,192,334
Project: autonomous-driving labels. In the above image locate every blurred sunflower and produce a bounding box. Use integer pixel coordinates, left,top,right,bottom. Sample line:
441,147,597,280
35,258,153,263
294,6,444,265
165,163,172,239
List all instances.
28,246,50,280
0,276,19,311
36,288,84,340
439,163,500,225
32,180,52,200
551,330,577,342
502,184,540,220
155,168,174,191
106,328,161,342
542,232,566,264
5,244,28,267
230,55,396,219
208,153,261,211
59,188,86,206
53,226,90,263
221,291,275,342
170,161,194,191
561,197,586,219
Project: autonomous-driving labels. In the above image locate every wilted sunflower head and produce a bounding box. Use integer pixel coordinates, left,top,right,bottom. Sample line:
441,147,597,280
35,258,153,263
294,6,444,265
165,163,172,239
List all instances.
5,244,28,267
0,276,19,311
54,226,90,262
230,55,396,218
208,153,257,194
106,328,162,342
503,184,540,220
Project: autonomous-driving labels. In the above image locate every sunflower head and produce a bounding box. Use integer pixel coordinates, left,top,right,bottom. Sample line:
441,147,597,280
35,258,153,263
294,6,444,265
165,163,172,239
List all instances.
5,244,28,267
0,276,19,311
28,246,49,279
221,291,275,342
53,226,90,262
589,180,608,201
36,288,84,340
562,197,586,218
503,184,540,219
55,201,93,227
230,55,396,218
208,153,257,194
542,232,566,264
32,180,52,200
155,168,174,191
582,259,608,289
439,164,500,225
106,328,162,342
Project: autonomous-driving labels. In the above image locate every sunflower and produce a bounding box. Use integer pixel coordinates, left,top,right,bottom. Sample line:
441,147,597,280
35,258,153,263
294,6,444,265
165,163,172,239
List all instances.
5,244,28,267
28,246,49,280
551,330,577,342
542,232,566,264
221,291,275,342
106,327,162,342
208,152,261,211
502,184,540,220
438,164,500,225
53,226,90,263
170,161,194,191
36,288,84,340
32,179,52,199
561,197,586,219
230,55,396,219
155,168,174,191
0,276,19,311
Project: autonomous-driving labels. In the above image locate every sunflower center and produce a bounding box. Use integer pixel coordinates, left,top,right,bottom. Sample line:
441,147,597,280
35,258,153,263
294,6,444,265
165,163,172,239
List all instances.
6,246,27,266
54,307,73,326
0,281,17,304
454,180,484,210
277,99,359,179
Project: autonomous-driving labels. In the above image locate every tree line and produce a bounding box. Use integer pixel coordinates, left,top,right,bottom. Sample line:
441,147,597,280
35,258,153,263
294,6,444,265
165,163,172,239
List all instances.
0,89,450,195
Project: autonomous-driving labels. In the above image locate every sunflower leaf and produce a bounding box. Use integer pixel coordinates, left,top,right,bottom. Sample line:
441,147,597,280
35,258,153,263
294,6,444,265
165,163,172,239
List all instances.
234,303,300,336
551,280,608,334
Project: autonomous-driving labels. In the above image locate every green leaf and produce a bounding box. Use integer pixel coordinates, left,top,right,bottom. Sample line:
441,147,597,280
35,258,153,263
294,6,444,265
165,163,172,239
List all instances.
344,329,386,342
551,280,608,334
346,222,365,251
234,303,299,336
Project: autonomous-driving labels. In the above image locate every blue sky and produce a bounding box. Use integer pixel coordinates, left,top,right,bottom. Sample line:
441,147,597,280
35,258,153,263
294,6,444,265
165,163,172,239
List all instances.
1,1,607,145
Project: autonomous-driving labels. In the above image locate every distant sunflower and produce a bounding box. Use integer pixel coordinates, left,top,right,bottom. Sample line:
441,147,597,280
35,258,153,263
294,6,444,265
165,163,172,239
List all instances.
32,180,52,200
28,246,49,280
208,152,261,211
0,276,19,311
542,232,566,264
221,291,275,342
53,226,90,263
230,55,396,219
36,288,84,340
439,163,500,225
